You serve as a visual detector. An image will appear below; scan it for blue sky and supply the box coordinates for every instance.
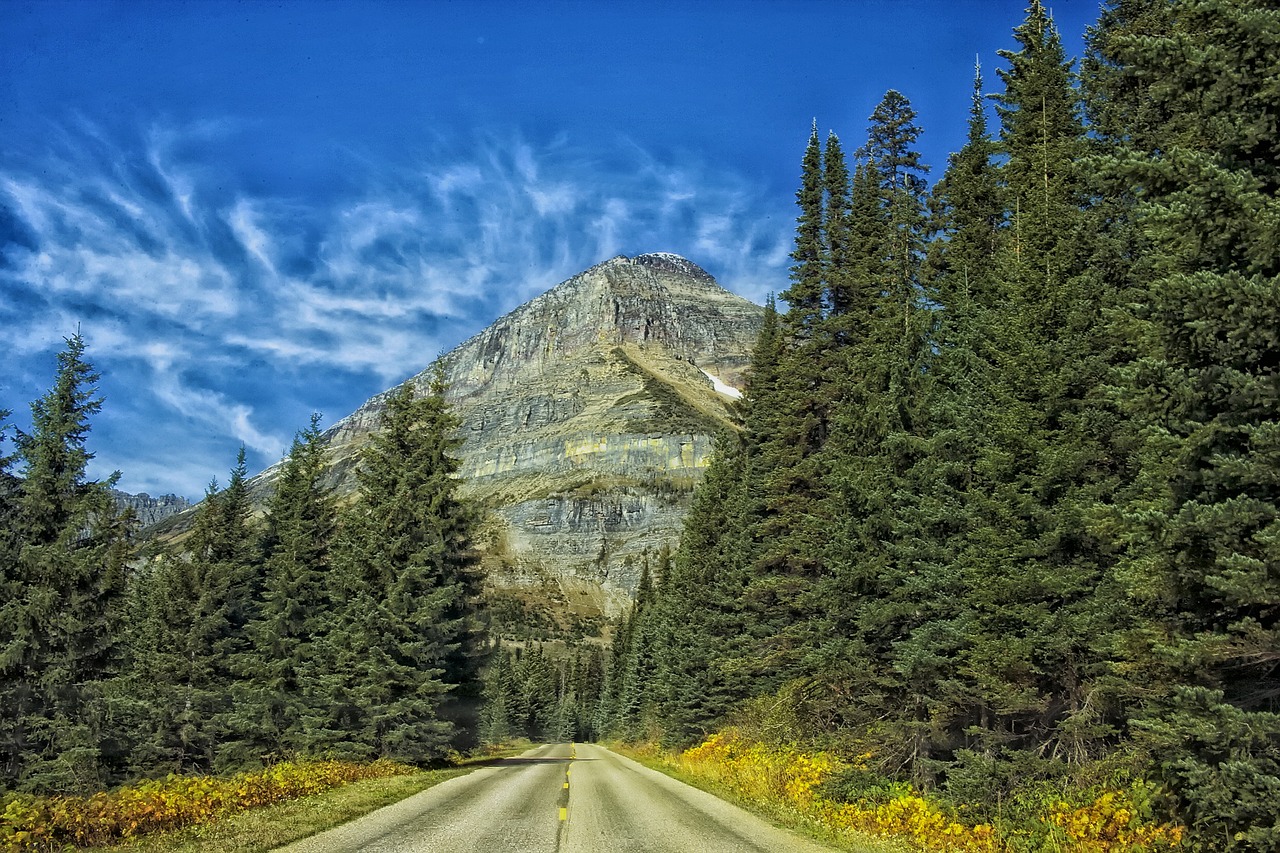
[0,0,1101,500]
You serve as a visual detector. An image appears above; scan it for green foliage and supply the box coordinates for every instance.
[623,0,1280,844]
[124,450,259,777]
[324,376,486,762]
[480,642,603,744]
[1134,687,1280,851]
[782,123,826,336]
[1095,1,1280,844]
[224,414,338,765]
[8,11,1280,850]
[0,334,132,794]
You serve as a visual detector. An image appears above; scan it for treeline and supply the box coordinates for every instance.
[475,550,678,746]
[0,343,486,795]
[480,642,606,744]
[604,1,1280,848]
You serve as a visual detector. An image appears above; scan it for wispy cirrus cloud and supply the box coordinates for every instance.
[0,120,790,498]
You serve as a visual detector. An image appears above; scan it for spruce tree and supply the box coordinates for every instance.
[570,644,606,741]
[930,1,1133,793]
[479,646,518,743]
[872,61,1007,787]
[328,375,485,761]
[652,431,755,744]
[1098,2,1280,845]
[862,89,929,192]
[1,334,131,792]
[225,415,336,766]
[816,90,935,775]
[127,450,258,775]
[824,133,855,322]
[782,123,827,337]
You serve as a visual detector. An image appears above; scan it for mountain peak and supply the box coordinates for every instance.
[493,252,748,370]
[595,252,717,283]
[222,254,763,632]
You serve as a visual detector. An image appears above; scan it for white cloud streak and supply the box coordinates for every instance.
[0,121,792,496]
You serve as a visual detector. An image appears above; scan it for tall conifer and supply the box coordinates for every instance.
[225,415,336,765]
[783,123,827,337]
[327,375,485,761]
[1,334,131,792]
[1098,2,1280,844]
[936,1,1129,790]
[127,450,258,774]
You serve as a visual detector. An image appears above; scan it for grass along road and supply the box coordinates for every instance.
[82,767,470,853]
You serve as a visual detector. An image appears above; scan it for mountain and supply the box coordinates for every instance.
[322,252,763,637]
[152,252,763,639]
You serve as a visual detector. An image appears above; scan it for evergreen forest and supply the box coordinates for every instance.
[1,1,1277,850]
[0,359,487,793]
[592,1,1280,848]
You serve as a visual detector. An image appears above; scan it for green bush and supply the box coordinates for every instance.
[1134,687,1280,851]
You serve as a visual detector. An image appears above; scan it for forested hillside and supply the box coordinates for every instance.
[598,1,1280,848]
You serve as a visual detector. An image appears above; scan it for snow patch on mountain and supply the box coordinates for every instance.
[701,368,742,399]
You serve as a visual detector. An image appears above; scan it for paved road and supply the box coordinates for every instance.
[276,742,840,852]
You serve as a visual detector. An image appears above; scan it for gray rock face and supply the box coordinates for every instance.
[111,490,191,528]
[322,253,763,633]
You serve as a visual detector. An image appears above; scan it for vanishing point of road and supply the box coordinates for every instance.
[277,742,841,852]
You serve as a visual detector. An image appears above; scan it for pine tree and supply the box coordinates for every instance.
[126,449,258,775]
[824,133,855,322]
[570,644,606,741]
[479,646,518,744]
[815,90,936,775]
[609,557,661,740]
[1,334,131,792]
[927,62,1004,301]
[745,131,869,688]
[925,2,1135,793]
[224,415,336,766]
[866,61,1008,788]
[1096,2,1280,846]
[327,375,485,762]
[651,431,756,744]
[782,123,827,337]
[862,89,929,193]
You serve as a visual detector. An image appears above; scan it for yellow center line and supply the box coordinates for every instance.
[560,744,577,823]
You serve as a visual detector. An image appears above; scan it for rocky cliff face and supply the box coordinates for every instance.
[321,253,762,633]
[111,490,191,527]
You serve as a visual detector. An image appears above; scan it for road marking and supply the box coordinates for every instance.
[559,807,568,821]
[563,781,569,789]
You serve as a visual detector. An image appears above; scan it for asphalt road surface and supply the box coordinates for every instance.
[276,742,841,852]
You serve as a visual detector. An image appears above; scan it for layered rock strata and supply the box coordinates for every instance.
[323,253,762,628]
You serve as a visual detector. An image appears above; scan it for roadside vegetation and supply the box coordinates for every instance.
[0,759,419,852]
[625,731,1183,853]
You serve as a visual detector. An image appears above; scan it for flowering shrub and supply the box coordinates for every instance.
[0,759,415,852]
[671,729,1183,853]
[1046,789,1184,852]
